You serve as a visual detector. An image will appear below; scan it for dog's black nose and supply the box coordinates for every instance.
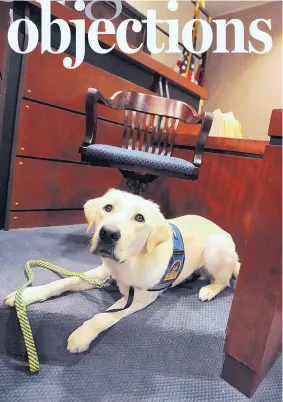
[99,225,121,243]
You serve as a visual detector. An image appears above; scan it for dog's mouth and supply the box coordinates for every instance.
[92,243,119,262]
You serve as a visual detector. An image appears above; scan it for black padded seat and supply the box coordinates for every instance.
[85,144,196,179]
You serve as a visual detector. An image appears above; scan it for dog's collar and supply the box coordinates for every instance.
[147,223,185,292]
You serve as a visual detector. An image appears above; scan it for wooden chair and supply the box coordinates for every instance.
[80,88,213,194]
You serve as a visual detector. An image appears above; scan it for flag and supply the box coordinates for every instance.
[174,48,190,77]
[174,1,207,82]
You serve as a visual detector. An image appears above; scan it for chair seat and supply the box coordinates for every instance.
[84,144,196,179]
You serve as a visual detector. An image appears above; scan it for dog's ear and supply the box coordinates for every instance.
[147,220,172,254]
[84,188,116,232]
[84,198,100,233]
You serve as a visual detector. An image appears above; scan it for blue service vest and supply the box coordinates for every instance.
[148,223,185,291]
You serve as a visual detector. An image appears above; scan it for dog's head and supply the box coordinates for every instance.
[84,189,171,263]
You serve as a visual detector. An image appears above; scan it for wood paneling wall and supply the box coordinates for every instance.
[7,46,267,263]
[8,44,266,264]
[4,1,267,269]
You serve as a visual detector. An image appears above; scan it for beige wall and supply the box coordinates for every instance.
[129,1,204,68]
[205,1,282,140]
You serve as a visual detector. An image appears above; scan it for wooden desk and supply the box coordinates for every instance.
[221,109,282,397]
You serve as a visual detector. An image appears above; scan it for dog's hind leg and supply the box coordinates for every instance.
[233,261,241,279]
[199,233,239,302]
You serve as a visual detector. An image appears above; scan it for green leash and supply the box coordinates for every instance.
[14,260,105,373]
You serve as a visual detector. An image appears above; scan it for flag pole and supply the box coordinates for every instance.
[198,15,212,87]
[185,1,201,78]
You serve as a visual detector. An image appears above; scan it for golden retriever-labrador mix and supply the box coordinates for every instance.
[5,189,240,353]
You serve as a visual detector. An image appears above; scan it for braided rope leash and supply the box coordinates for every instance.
[14,260,105,374]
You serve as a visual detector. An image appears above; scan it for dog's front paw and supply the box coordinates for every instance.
[4,286,46,307]
[67,324,98,354]
[199,286,217,302]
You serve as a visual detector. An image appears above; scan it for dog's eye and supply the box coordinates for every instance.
[104,204,113,212]
[135,214,145,223]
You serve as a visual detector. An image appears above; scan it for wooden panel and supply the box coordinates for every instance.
[16,101,203,162]
[222,144,282,396]
[155,152,263,258]
[221,354,262,398]
[65,0,145,49]
[24,45,154,124]
[268,109,282,137]
[16,101,123,161]
[10,158,123,210]
[23,47,201,133]
[260,291,282,376]
[144,149,196,218]
[17,99,267,158]
[224,145,282,369]
[189,153,260,258]
[29,1,208,100]
[222,293,281,398]
[10,210,85,229]
[177,135,267,155]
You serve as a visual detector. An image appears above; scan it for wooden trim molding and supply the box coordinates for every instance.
[176,134,267,155]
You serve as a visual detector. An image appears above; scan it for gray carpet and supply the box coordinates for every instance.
[0,225,281,402]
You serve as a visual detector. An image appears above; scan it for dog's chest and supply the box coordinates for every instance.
[107,259,165,290]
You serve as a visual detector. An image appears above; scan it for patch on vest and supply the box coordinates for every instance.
[164,260,182,281]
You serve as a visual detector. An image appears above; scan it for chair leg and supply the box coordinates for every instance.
[119,170,158,197]
[126,178,146,196]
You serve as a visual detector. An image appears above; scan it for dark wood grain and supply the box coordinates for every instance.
[259,290,282,377]
[222,293,282,398]
[10,157,123,210]
[268,109,282,137]
[21,98,264,160]
[176,134,267,155]
[222,354,263,398]
[190,153,262,258]
[24,45,154,124]
[17,101,202,163]
[65,0,145,49]
[29,0,208,99]
[222,144,282,396]
[158,151,262,259]
[10,145,263,254]
[144,149,196,217]
[10,210,85,229]
[16,101,123,161]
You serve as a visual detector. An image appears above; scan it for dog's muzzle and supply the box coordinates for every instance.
[95,224,120,260]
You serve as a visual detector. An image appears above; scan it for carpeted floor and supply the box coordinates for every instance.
[0,225,281,402]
